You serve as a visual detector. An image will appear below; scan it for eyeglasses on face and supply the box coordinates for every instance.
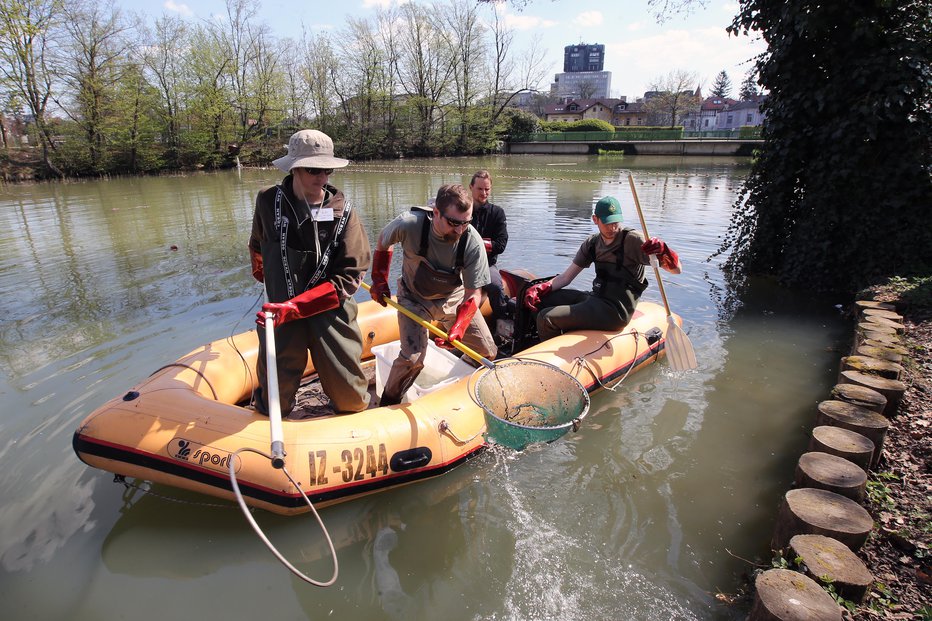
[301,167,334,175]
[442,213,472,228]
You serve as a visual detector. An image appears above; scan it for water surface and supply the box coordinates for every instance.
[0,155,850,620]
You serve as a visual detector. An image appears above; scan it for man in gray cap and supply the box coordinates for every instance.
[248,129,372,415]
[522,195,681,341]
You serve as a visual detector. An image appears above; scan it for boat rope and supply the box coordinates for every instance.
[570,330,642,393]
[146,364,219,401]
[228,447,339,587]
[113,475,236,509]
[438,419,486,445]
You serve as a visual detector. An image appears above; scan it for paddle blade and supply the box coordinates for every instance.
[665,316,698,371]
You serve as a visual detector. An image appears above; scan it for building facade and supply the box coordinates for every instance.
[563,43,605,72]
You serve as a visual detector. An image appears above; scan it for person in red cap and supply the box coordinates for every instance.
[369,183,497,407]
[523,195,681,341]
[247,129,372,415]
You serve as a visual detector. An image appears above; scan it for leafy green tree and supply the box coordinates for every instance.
[724,0,932,294]
[710,70,731,98]
[0,0,63,175]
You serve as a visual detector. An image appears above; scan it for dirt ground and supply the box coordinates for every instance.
[848,293,931,619]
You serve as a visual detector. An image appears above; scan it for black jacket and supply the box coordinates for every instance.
[471,201,508,266]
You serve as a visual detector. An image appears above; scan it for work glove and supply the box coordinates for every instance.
[641,237,679,271]
[257,281,340,328]
[249,247,264,282]
[523,281,553,312]
[482,238,493,253]
[435,297,478,350]
[369,248,392,307]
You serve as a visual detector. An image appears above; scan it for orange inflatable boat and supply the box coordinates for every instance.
[73,295,675,515]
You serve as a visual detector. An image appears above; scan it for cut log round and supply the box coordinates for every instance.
[839,355,904,381]
[861,307,903,322]
[829,383,887,415]
[860,339,907,356]
[838,370,906,418]
[808,426,874,470]
[816,399,890,466]
[857,321,898,336]
[794,452,868,500]
[862,315,905,334]
[771,488,873,552]
[855,330,900,349]
[789,534,873,603]
[853,300,896,312]
[855,344,904,364]
[748,568,843,621]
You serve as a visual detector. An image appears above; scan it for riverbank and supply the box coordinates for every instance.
[851,279,931,618]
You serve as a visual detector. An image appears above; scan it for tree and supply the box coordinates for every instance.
[140,14,189,167]
[643,69,700,127]
[723,0,932,294]
[56,0,131,174]
[710,70,731,98]
[0,0,63,175]
[738,69,758,100]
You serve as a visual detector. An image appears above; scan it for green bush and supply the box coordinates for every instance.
[613,125,683,132]
[566,119,615,132]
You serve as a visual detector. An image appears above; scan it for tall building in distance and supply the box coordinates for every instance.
[564,43,604,72]
[551,42,611,99]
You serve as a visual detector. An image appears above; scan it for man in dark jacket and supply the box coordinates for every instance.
[469,170,509,329]
[248,129,372,415]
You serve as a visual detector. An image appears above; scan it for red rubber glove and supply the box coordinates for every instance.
[523,281,552,312]
[249,247,264,282]
[641,237,679,271]
[482,238,493,253]
[257,281,340,328]
[435,297,478,349]
[370,248,392,306]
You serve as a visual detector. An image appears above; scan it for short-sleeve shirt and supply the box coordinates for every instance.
[379,209,490,292]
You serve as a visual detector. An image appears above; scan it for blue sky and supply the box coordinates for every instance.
[142,0,765,99]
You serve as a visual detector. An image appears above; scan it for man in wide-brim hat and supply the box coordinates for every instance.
[247,129,372,415]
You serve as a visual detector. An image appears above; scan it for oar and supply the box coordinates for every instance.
[627,173,699,371]
[361,281,495,370]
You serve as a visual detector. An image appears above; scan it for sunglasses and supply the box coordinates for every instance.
[442,213,472,228]
[301,167,334,175]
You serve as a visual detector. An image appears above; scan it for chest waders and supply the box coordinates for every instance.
[406,208,467,300]
[261,187,353,303]
[589,229,648,324]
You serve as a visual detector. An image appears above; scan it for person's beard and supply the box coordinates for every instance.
[442,230,462,242]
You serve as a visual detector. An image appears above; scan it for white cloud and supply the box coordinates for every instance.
[163,0,192,17]
[607,27,765,97]
[503,13,558,31]
[573,11,603,28]
[627,21,647,32]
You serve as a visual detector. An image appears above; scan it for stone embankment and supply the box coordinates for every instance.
[748,299,909,620]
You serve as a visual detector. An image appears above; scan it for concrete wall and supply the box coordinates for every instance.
[506,139,761,156]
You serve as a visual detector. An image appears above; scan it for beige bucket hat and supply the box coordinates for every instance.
[272,129,349,172]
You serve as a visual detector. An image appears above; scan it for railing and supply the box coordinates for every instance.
[518,127,762,142]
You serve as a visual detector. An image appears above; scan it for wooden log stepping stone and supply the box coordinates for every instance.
[816,399,890,466]
[840,355,904,381]
[853,300,896,312]
[789,534,873,603]
[855,329,900,349]
[771,488,873,552]
[748,568,843,621]
[859,339,907,356]
[855,344,904,364]
[861,307,903,322]
[808,426,874,470]
[794,452,868,500]
[862,315,905,334]
[857,320,898,337]
[829,383,887,414]
[838,370,906,418]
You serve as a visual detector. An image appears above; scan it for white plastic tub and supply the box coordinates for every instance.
[372,340,475,403]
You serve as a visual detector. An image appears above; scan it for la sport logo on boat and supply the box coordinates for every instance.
[169,437,241,473]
